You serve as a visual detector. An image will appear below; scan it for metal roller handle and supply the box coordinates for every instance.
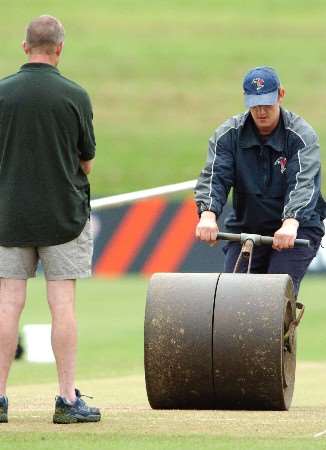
[216,232,310,248]
[284,302,305,353]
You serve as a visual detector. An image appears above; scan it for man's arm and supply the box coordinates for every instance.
[78,92,96,163]
[195,124,235,245]
[273,126,321,250]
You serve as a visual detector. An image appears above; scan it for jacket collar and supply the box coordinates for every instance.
[239,108,285,152]
[19,63,60,74]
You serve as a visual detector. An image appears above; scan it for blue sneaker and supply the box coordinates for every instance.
[53,389,101,424]
[0,395,8,423]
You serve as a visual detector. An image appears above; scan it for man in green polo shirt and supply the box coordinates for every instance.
[0,15,101,424]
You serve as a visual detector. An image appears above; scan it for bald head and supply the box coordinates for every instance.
[25,15,64,55]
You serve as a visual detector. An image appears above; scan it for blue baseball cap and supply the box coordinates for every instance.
[243,66,281,108]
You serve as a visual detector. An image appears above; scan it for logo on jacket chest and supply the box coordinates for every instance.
[274,156,287,174]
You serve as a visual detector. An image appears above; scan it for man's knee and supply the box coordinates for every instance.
[47,280,75,313]
[0,279,27,311]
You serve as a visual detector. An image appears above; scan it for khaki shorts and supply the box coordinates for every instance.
[0,220,93,281]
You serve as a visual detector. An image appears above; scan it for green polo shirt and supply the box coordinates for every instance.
[0,63,96,246]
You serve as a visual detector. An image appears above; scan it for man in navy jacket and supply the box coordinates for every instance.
[195,66,326,295]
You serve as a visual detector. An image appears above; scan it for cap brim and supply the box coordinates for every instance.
[244,90,278,108]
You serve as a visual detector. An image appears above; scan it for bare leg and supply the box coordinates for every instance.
[0,279,27,395]
[47,280,77,403]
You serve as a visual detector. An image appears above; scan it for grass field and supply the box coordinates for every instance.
[1,1,326,195]
[1,2,326,448]
[1,275,325,449]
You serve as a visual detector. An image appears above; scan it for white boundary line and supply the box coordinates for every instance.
[90,179,197,211]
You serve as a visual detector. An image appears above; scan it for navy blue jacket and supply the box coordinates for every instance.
[195,108,326,236]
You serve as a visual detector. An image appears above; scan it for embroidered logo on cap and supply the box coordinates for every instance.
[252,78,265,91]
[274,156,287,174]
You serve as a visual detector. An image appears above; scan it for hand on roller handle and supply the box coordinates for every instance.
[273,218,299,251]
[215,230,310,248]
[195,211,219,246]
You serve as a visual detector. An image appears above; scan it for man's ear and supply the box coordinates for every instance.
[22,41,29,55]
[278,87,285,102]
[56,42,64,56]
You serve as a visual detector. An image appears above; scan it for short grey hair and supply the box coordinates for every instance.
[26,15,64,52]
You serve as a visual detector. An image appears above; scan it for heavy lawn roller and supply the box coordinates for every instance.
[144,232,308,410]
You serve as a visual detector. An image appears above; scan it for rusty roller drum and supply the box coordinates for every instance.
[144,273,219,409]
[144,272,297,410]
[213,273,296,410]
